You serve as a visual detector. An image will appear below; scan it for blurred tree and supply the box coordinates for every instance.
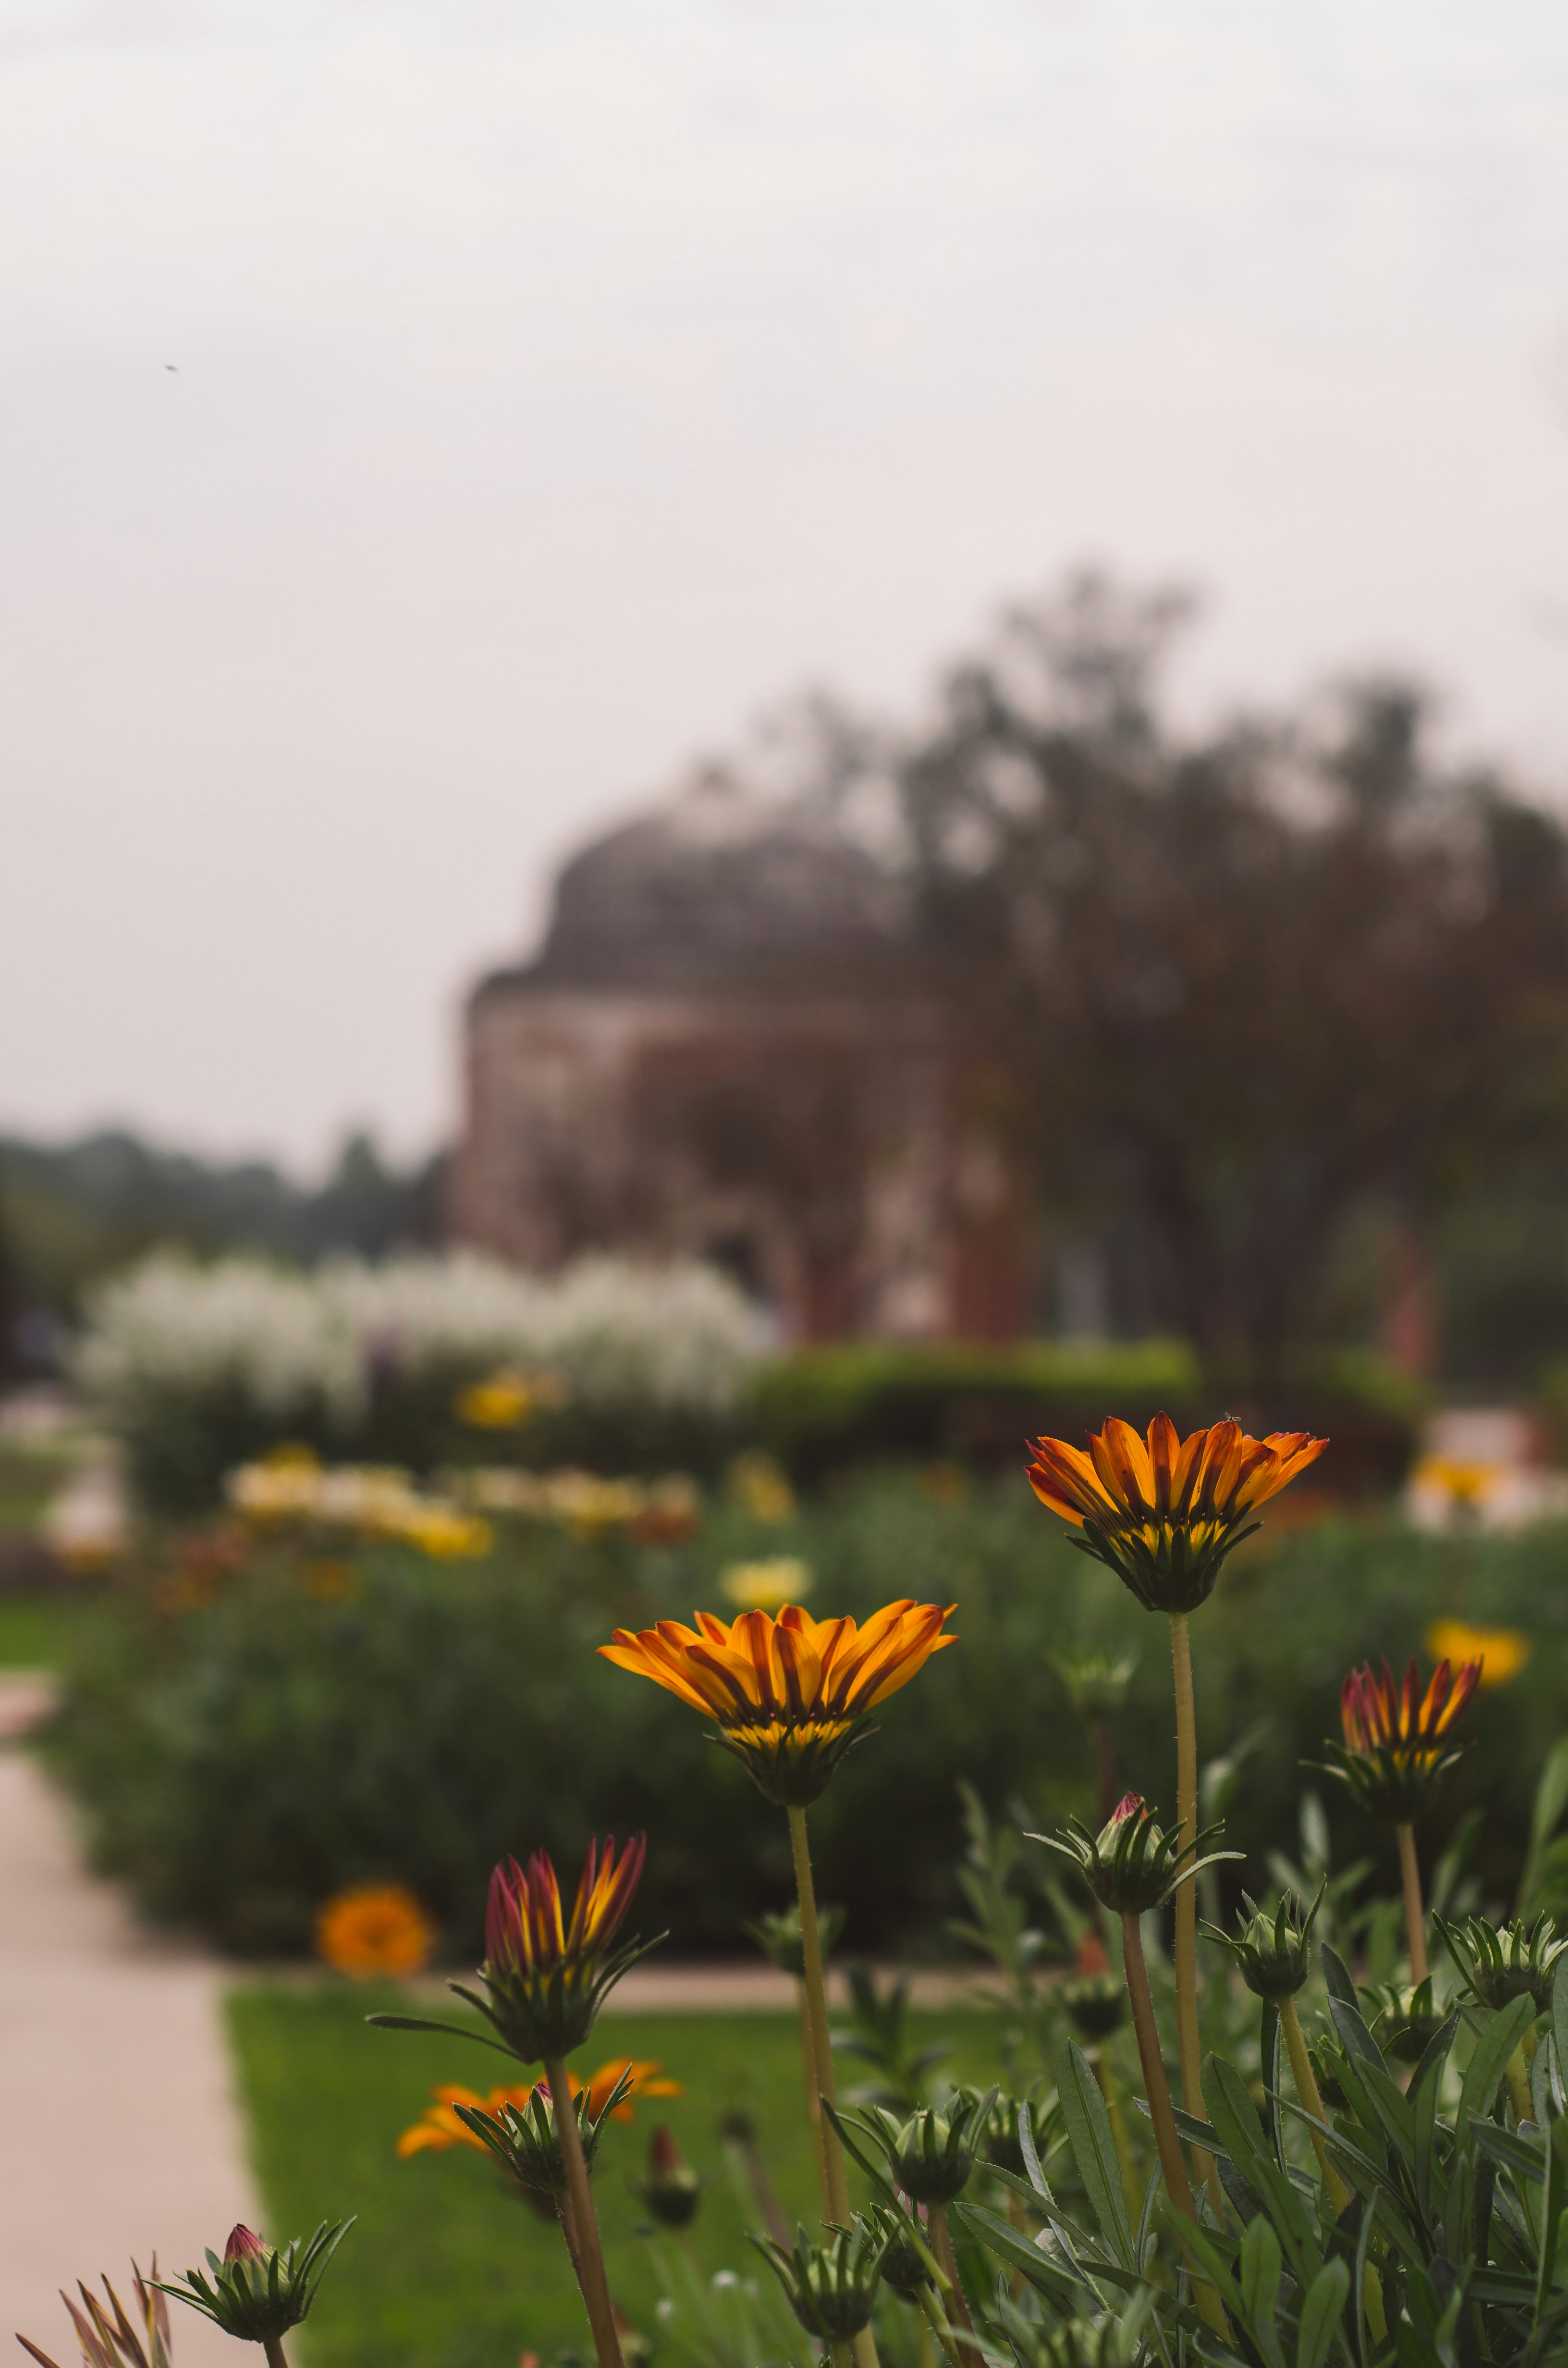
[896,574,1568,1375]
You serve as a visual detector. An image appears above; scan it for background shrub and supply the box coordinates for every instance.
[43,1471,1568,1957]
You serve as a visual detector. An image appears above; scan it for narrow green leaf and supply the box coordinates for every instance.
[1554,1956,1568,2088]
[1295,2257,1349,2368]
[947,2203,1079,2312]
[1055,2040,1135,2272]
[364,2014,518,2057]
[1458,1994,1537,2141]
[1535,2117,1567,2334]
[1261,2003,1287,2175]
[1239,2216,1285,2368]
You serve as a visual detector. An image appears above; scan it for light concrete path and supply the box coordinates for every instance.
[0,1679,257,2368]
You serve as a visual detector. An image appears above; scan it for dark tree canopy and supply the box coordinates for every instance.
[895,576,1568,1370]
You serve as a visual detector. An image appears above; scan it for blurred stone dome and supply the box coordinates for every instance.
[531,775,910,987]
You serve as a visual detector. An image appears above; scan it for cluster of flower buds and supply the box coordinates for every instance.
[151,2223,353,2348]
[1436,1913,1568,2013]
[830,2086,997,2206]
[752,2218,894,2343]
[1202,1882,1324,2001]
[633,2126,703,2228]
[449,2066,634,2203]
[1032,1795,1239,1918]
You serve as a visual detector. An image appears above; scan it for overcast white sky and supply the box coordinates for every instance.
[4,1,1568,1171]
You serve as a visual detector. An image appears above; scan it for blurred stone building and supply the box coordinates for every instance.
[447,781,1031,1340]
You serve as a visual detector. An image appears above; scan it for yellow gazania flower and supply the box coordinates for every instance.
[396,2058,681,2158]
[397,1505,493,1560]
[315,1883,436,1978]
[1424,1618,1531,1688]
[1027,1413,1327,1612]
[599,1599,957,1806]
[721,1557,813,1614]
[728,1452,796,1523]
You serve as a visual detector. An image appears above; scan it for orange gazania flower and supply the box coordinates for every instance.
[599,1600,957,1807]
[396,2058,681,2158]
[315,1883,435,1978]
[1026,1414,1327,1612]
[1325,1654,1483,1826]
[461,1837,656,2062]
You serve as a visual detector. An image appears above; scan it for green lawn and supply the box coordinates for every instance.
[226,1983,1008,2368]
[0,1592,90,1665]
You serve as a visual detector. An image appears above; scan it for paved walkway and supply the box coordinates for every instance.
[0,1678,256,2368]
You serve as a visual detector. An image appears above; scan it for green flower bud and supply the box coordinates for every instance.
[1202,1882,1324,2001]
[742,1903,845,1979]
[1031,1796,1239,1918]
[153,2223,353,2346]
[1362,1976,1441,2064]
[831,2087,997,2206]
[634,2126,703,2228]
[451,2069,631,2201]
[752,2220,892,2343]
[1435,1914,1566,2014]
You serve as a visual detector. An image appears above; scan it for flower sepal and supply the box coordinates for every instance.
[1031,1794,1241,1918]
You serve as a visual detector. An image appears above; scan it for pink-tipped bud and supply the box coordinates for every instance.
[1075,1931,1110,1976]
[223,2225,268,2264]
[1108,1792,1142,1827]
[649,2124,686,2176]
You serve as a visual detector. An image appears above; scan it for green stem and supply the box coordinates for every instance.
[544,2056,625,2368]
[263,2343,290,2368]
[1396,1824,1429,1983]
[1169,1611,1218,2209]
[918,2280,966,2368]
[1507,2044,1533,2127]
[787,1805,880,2368]
[1094,2047,1143,2227]
[929,2206,980,2366]
[797,1976,833,2216]
[1122,1912,1227,2339]
[1280,1997,1353,2213]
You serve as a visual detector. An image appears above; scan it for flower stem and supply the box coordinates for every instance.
[1168,1611,1217,2208]
[787,1805,880,2368]
[797,1976,833,2216]
[1507,2044,1533,2126]
[918,2279,966,2368]
[930,2206,979,2352]
[1121,1911,1227,2339]
[1396,1824,1429,1982]
[263,2343,290,2368]
[1280,1997,1352,2213]
[544,2056,625,2368]
[1094,2047,1143,2226]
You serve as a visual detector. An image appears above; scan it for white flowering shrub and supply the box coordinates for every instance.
[75,1250,768,1509]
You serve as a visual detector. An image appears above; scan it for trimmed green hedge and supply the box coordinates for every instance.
[749,1340,1425,1494]
[43,1470,1564,1959]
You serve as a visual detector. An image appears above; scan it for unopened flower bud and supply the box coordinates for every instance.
[1032,1795,1238,1918]
[222,2228,268,2266]
[1202,1882,1323,2002]
[635,2126,702,2228]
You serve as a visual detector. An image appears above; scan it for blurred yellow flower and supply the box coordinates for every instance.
[455,1369,566,1430]
[400,1507,493,1560]
[720,1557,814,1613]
[316,1883,435,1977]
[1412,1455,1500,1509]
[728,1452,796,1524]
[1424,1618,1531,1687]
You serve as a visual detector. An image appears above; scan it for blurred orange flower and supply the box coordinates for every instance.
[396,2059,681,2158]
[316,1883,435,1978]
[1424,1618,1531,1688]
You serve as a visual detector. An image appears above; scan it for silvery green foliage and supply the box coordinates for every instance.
[75,1249,768,1427]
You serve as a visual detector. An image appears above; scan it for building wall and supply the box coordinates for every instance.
[448,976,1033,1341]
